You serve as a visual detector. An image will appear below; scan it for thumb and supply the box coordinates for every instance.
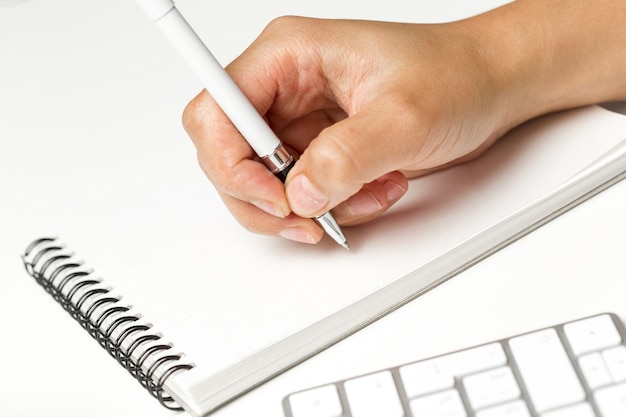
[285,107,413,219]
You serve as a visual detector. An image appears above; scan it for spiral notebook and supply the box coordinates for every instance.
[18,104,626,416]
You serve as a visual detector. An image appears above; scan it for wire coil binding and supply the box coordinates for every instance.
[22,237,194,411]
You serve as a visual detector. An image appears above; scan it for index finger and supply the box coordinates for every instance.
[182,89,291,216]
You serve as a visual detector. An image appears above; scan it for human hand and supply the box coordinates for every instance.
[182,17,514,243]
[182,0,626,244]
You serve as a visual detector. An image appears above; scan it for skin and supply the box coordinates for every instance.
[182,0,626,244]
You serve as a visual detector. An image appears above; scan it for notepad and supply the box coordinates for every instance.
[20,104,626,416]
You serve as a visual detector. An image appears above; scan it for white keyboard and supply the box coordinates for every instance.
[283,313,626,417]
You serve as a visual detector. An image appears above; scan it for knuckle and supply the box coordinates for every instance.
[182,91,230,141]
[181,92,207,135]
[313,131,362,187]
[264,15,308,36]
[259,16,320,46]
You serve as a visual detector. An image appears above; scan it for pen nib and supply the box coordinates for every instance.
[315,212,350,251]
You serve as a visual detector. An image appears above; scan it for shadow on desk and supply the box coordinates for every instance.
[601,100,626,115]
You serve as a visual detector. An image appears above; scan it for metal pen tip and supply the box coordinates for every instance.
[315,212,350,251]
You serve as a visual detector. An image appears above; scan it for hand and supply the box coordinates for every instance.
[182,0,626,244]
[183,17,511,243]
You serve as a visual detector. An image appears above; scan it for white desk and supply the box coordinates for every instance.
[1,1,625,416]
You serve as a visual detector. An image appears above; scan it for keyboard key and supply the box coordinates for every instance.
[541,402,596,417]
[564,314,622,356]
[287,385,343,417]
[579,352,613,389]
[399,358,455,398]
[509,328,585,412]
[603,345,626,382]
[594,383,626,417]
[463,366,521,410]
[474,400,531,417]
[400,343,506,398]
[343,371,403,417]
[409,389,467,417]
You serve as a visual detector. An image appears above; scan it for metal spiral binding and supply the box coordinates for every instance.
[22,237,194,411]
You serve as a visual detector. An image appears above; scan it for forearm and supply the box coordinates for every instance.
[465,0,626,130]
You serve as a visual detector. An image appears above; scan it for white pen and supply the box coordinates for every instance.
[135,0,350,250]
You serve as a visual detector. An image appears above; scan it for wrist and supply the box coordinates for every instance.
[462,0,626,135]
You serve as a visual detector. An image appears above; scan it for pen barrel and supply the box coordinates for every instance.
[135,0,174,21]
[154,6,282,158]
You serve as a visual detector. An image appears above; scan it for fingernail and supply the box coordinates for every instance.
[384,180,407,202]
[347,189,383,216]
[252,200,287,218]
[288,175,328,215]
[280,227,318,244]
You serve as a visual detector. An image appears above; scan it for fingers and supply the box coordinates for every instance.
[184,85,410,240]
[184,90,290,217]
[285,101,417,221]
[331,171,409,226]
[184,89,327,243]
[181,18,362,244]
[221,192,324,244]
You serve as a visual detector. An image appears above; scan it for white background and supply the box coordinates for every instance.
[1,1,625,416]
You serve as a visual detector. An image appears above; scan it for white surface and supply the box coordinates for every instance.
[2,0,626,416]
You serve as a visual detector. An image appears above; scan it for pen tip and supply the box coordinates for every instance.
[341,241,351,251]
